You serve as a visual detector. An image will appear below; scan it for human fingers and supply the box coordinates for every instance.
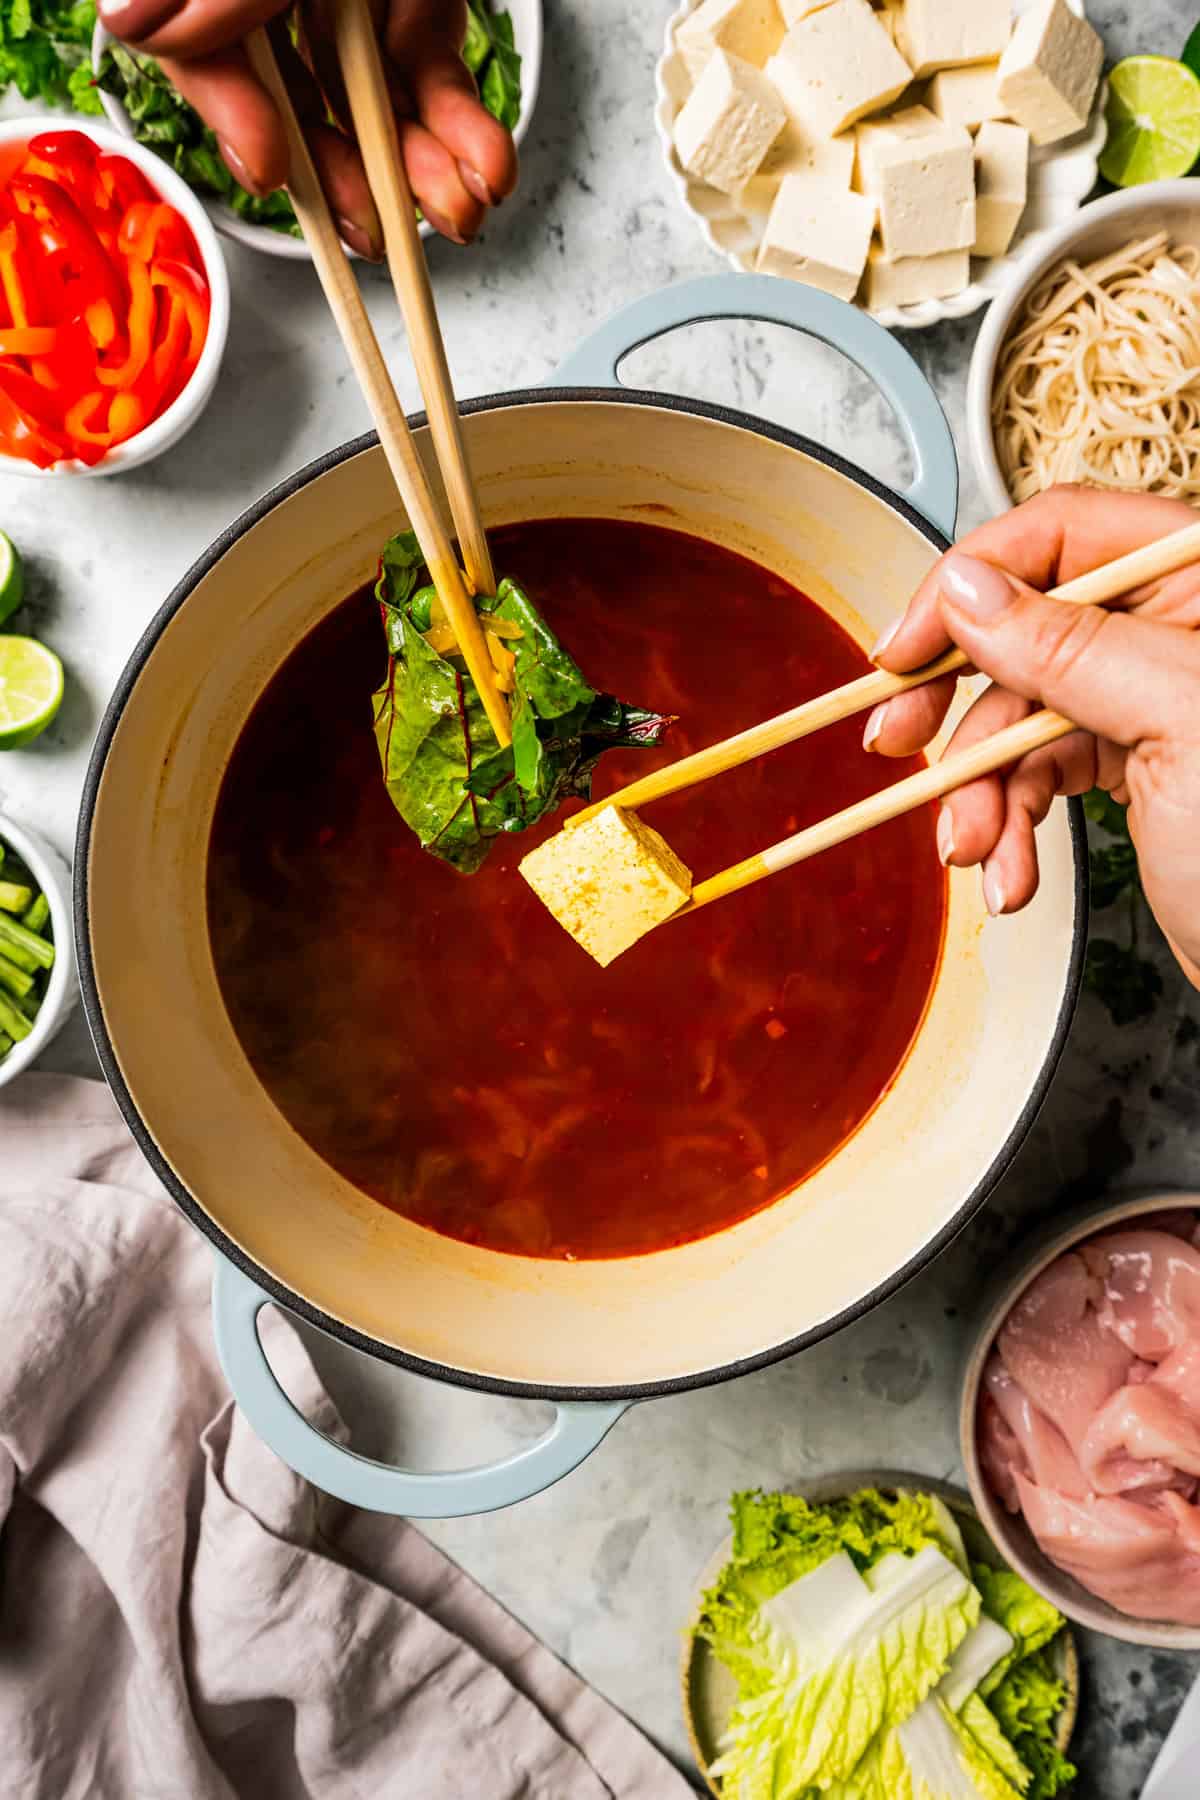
[158,48,287,195]
[100,0,283,61]
[872,486,1200,678]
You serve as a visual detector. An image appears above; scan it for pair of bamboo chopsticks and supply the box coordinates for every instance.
[244,7,511,745]
[570,518,1200,916]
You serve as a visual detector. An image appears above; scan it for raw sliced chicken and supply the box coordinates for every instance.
[983,1356,1089,1497]
[1015,1475,1200,1624]
[1143,1209,1200,1242]
[998,1253,1133,1453]
[1080,1382,1200,1493]
[978,1394,1025,1514]
[1080,1229,1200,1360]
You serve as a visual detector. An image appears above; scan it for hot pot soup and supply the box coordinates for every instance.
[207,517,946,1261]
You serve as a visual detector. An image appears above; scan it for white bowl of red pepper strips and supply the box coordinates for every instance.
[0,813,75,1089]
[0,117,229,476]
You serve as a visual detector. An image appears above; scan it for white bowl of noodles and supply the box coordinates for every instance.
[968,180,1200,513]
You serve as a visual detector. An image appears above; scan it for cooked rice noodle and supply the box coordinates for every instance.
[992,232,1200,503]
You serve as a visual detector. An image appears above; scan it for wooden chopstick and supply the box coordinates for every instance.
[681,706,1073,914]
[244,26,511,746]
[333,0,497,598]
[571,515,1200,830]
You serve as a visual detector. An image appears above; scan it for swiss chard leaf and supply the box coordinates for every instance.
[480,9,521,129]
[372,532,674,872]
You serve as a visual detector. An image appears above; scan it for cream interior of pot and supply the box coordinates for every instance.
[85,400,1080,1388]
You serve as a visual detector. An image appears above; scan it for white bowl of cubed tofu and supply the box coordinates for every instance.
[656,0,1108,329]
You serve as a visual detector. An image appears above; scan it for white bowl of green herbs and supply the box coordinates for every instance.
[0,815,75,1088]
[89,0,540,259]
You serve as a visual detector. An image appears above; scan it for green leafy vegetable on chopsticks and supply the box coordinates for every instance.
[1082,788,1163,1026]
[0,0,521,239]
[694,1486,1076,1799]
[373,530,674,873]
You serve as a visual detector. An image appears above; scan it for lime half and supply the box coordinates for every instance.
[0,531,23,627]
[0,637,63,749]
[1100,55,1200,186]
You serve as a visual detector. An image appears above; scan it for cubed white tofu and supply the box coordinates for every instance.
[973,118,1029,255]
[676,0,786,82]
[855,105,975,257]
[674,50,786,194]
[779,0,837,20]
[876,3,904,45]
[926,61,1003,129]
[742,128,855,214]
[996,0,1103,145]
[765,0,913,139]
[519,806,692,967]
[755,172,876,298]
[863,242,970,306]
[896,0,1010,77]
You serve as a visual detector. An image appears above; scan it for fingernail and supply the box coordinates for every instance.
[421,206,469,246]
[458,161,499,207]
[939,551,1015,621]
[863,703,887,751]
[983,868,1007,916]
[218,137,265,198]
[337,215,381,261]
[936,806,955,866]
[871,615,902,661]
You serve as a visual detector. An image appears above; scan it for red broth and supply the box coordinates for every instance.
[208,518,947,1260]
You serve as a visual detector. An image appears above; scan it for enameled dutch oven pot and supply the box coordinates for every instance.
[76,276,1087,1517]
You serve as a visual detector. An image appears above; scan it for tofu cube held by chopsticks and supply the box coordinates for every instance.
[519,806,693,967]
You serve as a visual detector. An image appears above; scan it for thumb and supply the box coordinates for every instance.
[937,550,1200,749]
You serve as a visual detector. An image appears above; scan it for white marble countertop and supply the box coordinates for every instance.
[5,1,1199,1791]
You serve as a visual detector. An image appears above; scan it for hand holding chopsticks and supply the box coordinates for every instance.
[244,12,511,744]
[577,516,1200,924]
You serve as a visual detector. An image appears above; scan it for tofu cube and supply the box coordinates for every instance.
[674,50,786,194]
[926,61,1003,129]
[675,0,786,83]
[519,806,692,968]
[779,0,837,19]
[855,105,975,257]
[896,0,1010,77]
[973,118,1029,255]
[876,3,904,45]
[863,242,970,307]
[755,172,876,298]
[742,129,855,216]
[996,0,1103,146]
[765,0,913,139]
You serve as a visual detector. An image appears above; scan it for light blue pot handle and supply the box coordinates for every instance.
[550,274,958,541]
[212,1254,629,1517]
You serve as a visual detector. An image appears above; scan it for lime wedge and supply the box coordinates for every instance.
[1100,55,1200,187]
[0,531,23,627]
[0,637,64,749]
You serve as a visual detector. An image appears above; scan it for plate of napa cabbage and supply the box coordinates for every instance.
[684,1472,1078,1799]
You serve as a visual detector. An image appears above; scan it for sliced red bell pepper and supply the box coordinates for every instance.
[0,382,72,468]
[10,174,127,340]
[0,361,70,427]
[0,220,41,329]
[29,314,96,406]
[96,155,157,214]
[119,201,191,266]
[97,256,153,389]
[149,257,209,366]
[0,326,56,356]
[24,133,121,254]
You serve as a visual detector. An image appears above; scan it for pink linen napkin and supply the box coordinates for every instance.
[0,1073,694,1800]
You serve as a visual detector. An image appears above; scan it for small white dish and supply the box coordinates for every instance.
[654,0,1107,331]
[967,178,1200,514]
[0,116,230,479]
[0,814,77,1090]
[960,1190,1200,1650]
[93,0,544,261]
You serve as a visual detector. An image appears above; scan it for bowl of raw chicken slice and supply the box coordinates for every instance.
[963,1193,1200,1647]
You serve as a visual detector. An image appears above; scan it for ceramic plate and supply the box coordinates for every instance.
[655,0,1108,331]
[681,1469,1079,1796]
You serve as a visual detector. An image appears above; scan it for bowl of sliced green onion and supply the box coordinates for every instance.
[0,815,75,1088]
